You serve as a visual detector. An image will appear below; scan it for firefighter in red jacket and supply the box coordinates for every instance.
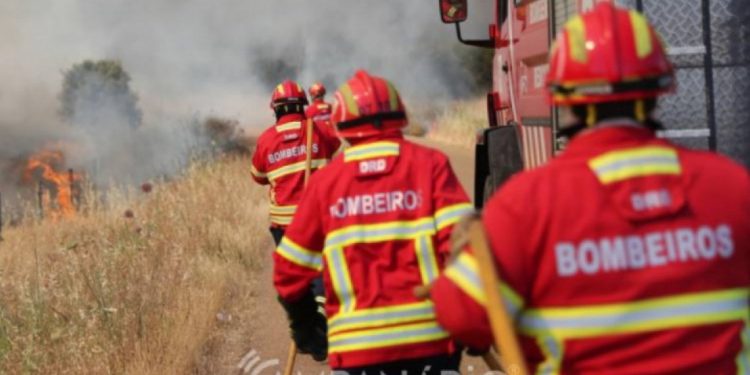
[274,70,473,373]
[305,82,333,123]
[251,80,340,245]
[430,3,750,374]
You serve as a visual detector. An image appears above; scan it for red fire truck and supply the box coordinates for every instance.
[438,0,750,207]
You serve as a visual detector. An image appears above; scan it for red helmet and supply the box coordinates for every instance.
[331,70,407,139]
[270,80,308,109]
[546,2,675,105]
[309,82,326,99]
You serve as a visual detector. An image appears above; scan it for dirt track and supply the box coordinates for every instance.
[238,138,487,374]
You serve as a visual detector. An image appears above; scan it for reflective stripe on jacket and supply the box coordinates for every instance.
[274,136,472,368]
[250,114,340,228]
[431,126,750,375]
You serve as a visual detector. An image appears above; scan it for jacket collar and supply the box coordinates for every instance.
[562,124,661,159]
[275,113,305,126]
[346,132,404,146]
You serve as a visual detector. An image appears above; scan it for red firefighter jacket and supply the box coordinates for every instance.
[431,124,750,374]
[251,113,341,227]
[273,135,473,368]
[305,99,332,122]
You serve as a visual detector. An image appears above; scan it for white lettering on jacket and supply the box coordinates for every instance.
[359,159,387,174]
[631,189,672,211]
[555,224,734,277]
[268,144,319,164]
[329,190,421,219]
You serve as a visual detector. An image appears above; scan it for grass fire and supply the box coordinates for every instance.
[21,146,81,219]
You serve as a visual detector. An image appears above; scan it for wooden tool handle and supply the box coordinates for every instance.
[469,220,529,375]
[283,341,297,375]
[304,119,314,187]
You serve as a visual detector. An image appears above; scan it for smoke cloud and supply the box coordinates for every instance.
[0,1,474,200]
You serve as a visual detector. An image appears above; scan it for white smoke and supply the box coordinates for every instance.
[0,0,475,194]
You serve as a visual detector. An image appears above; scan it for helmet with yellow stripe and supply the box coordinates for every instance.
[270,80,308,109]
[546,3,675,106]
[331,70,407,139]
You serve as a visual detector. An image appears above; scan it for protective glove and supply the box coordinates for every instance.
[278,292,328,362]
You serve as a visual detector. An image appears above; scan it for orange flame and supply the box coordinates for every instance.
[22,148,81,219]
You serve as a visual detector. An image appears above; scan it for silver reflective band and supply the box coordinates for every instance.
[657,129,711,139]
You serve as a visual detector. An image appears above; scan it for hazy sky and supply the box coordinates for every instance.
[0,1,474,191]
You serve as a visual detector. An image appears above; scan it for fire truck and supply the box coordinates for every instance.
[437,0,750,207]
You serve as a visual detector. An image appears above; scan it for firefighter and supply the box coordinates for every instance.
[250,80,340,246]
[273,70,473,373]
[429,3,750,374]
[305,82,333,123]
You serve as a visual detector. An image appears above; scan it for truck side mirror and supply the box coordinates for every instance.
[439,0,467,23]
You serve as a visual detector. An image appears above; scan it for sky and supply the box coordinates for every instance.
[0,0,476,193]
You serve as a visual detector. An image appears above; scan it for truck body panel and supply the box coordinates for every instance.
[449,0,750,206]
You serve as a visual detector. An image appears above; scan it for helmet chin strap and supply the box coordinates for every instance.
[586,104,597,127]
[635,99,646,122]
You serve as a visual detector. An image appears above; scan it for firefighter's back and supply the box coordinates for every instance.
[498,125,750,373]
[308,136,469,368]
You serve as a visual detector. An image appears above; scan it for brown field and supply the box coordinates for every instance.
[0,157,271,374]
[425,97,487,148]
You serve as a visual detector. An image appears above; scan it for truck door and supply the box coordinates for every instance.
[635,0,750,167]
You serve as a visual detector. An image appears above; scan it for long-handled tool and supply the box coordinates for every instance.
[413,218,529,375]
[468,219,529,375]
[283,118,316,375]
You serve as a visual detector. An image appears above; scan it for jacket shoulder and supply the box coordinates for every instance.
[256,125,279,145]
[679,148,750,189]
[400,140,451,165]
[310,153,347,183]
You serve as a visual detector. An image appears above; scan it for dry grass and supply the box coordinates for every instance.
[0,157,271,374]
[423,97,487,148]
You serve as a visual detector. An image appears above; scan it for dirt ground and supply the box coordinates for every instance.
[235,138,490,375]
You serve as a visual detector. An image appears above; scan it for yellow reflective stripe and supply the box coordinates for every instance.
[276,237,322,270]
[275,121,302,132]
[343,141,400,162]
[444,252,525,316]
[736,319,750,374]
[500,282,525,315]
[629,10,653,58]
[535,336,564,375]
[250,165,266,178]
[328,320,448,353]
[565,16,588,63]
[588,146,681,184]
[327,247,357,313]
[269,204,297,215]
[276,84,285,96]
[415,235,440,284]
[520,288,750,339]
[338,83,360,117]
[328,300,436,336]
[267,159,328,181]
[324,217,436,250]
[447,6,457,17]
[434,202,473,231]
[444,252,484,305]
[738,322,750,374]
[317,104,329,110]
[270,214,293,226]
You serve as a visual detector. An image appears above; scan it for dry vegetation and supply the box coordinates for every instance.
[423,97,487,148]
[0,157,272,374]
